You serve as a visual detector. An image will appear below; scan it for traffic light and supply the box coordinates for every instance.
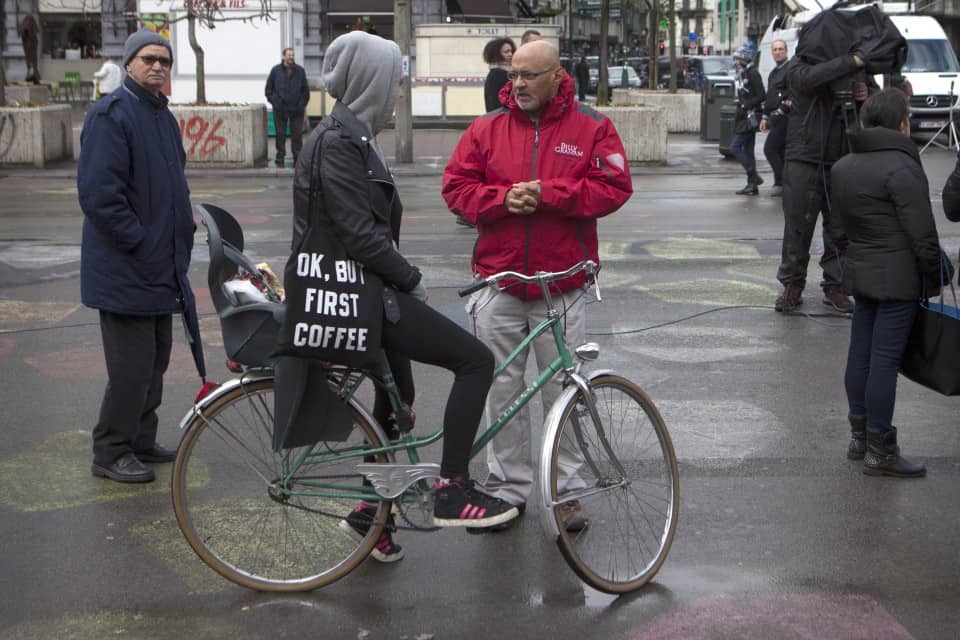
[658,41,665,55]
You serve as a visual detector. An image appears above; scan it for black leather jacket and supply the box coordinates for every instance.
[734,64,765,134]
[293,102,422,304]
[763,59,792,120]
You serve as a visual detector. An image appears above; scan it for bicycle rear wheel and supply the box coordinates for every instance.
[545,374,679,593]
[171,374,392,591]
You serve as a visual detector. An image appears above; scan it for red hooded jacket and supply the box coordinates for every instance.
[442,73,633,299]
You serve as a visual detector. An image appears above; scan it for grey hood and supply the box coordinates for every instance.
[321,31,401,136]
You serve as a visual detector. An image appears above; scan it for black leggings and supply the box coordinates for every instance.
[373,291,494,477]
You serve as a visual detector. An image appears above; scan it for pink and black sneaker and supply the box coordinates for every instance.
[338,502,404,563]
[433,476,520,528]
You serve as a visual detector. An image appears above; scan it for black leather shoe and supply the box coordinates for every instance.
[134,443,177,463]
[92,452,155,483]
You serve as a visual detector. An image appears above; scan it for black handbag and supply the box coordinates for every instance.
[899,254,960,396]
[274,130,385,370]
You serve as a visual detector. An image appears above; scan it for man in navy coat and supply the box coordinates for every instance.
[78,28,199,483]
[265,47,310,167]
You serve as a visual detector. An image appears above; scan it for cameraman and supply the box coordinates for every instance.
[759,40,792,196]
[774,50,868,314]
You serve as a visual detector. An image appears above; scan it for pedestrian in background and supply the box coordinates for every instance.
[520,29,541,45]
[78,28,199,483]
[442,40,632,532]
[730,45,766,195]
[575,55,590,102]
[92,56,122,98]
[759,40,791,196]
[265,47,310,168]
[774,47,866,314]
[483,37,516,113]
[832,88,949,478]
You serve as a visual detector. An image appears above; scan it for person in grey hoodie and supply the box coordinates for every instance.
[290,31,518,562]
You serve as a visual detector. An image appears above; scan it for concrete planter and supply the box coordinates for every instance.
[611,89,700,134]
[594,105,667,164]
[0,104,72,168]
[5,85,52,105]
[169,104,267,168]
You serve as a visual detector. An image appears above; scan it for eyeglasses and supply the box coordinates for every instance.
[508,68,556,82]
[137,55,172,68]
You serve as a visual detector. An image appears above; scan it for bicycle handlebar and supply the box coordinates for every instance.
[457,260,598,298]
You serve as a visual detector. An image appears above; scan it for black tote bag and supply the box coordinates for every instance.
[274,130,385,370]
[899,276,960,396]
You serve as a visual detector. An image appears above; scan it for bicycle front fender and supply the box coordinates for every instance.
[538,369,615,537]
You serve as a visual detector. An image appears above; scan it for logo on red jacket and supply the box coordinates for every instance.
[555,142,584,157]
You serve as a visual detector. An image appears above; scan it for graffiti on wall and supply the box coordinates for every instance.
[179,115,227,159]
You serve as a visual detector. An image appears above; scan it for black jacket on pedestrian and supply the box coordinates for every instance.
[785,54,862,165]
[734,64,765,134]
[831,126,945,300]
[942,153,960,222]
[265,62,310,115]
[575,61,590,92]
[293,102,422,303]
[484,67,510,113]
[763,59,791,120]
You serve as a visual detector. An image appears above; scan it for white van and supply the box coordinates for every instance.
[757,3,960,132]
[887,14,960,132]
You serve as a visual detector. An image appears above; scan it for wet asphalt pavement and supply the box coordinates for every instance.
[0,134,958,640]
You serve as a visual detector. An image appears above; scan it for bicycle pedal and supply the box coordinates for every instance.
[357,463,441,500]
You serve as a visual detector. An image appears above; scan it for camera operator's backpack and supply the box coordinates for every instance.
[796,3,907,74]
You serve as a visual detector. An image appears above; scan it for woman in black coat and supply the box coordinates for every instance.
[482,37,516,113]
[831,88,948,478]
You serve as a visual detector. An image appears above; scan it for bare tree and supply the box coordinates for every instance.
[598,0,610,105]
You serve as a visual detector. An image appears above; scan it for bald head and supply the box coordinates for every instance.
[512,39,560,69]
[510,40,564,117]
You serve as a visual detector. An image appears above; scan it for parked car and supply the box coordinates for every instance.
[608,66,643,89]
[683,56,737,91]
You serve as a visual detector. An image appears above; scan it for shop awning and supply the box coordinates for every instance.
[39,0,102,13]
[447,0,513,19]
[327,0,393,15]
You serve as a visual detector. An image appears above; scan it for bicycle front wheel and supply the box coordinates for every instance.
[171,375,392,591]
[546,374,679,593]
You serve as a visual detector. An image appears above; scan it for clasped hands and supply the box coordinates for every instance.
[505,180,541,215]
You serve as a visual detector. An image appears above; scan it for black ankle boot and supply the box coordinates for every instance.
[736,179,759,195]
[863,427,926,477]
[749,171,764,186]
[847,414,866,460]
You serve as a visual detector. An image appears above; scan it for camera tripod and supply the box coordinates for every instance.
[920,79,958,154]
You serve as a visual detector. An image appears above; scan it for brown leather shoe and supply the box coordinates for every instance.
[822,286,853,313]
[559,500,589,532]
[774,284,803,312]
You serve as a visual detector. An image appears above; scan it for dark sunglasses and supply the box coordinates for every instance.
[137,55,172,68]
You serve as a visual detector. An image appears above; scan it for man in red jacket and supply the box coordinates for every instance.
[442,39,633,532]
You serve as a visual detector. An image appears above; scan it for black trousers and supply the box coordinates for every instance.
[375,292,495,477]
[274,110,305,162]
[92,311,172,465]
[763,118,787,186]
[776,160,844,290]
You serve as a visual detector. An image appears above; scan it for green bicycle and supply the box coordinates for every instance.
[171,205,679,594]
